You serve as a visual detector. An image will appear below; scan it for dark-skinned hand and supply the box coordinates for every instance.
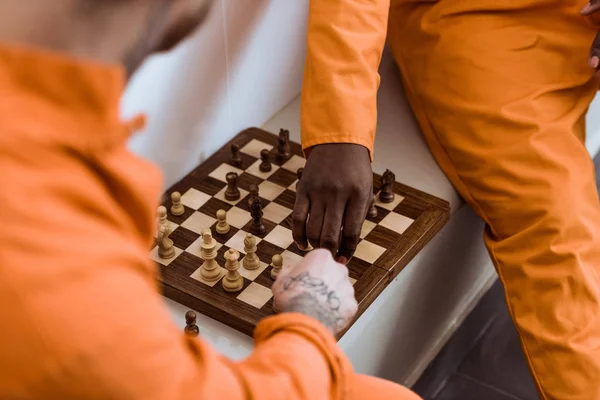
[292,143,373,265]
[581,1,600,73]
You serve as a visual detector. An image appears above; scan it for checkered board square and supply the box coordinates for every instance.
[150,127,450,339]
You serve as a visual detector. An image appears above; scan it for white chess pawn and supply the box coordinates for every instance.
[270,254,283,280]
[199,229,223,282]
[157,206,175,259]
[171,192,184,216]
[222,249,243,292]
[216,209,230,234]
[242,233,260,270]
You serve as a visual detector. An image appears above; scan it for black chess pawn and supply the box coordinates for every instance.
[225,172,240,201]
[379,169,395,203]
[259,149,272,172]
[276,128,291,163]
[184,311,199,337]
[247,184,259,208]
[367,195,378,218]
[296,167,303,189]
[230,143,242,167]
[250,197,265,235]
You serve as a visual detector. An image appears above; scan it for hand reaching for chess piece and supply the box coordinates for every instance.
[292,143,372,264]
[271,249,358,336]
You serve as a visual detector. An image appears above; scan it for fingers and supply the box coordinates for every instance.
[335,194,367,264]
[320,200,346,256]
[581,0,600,16]
[292,191,310,250]
[590,32,600,73]
[306,201,326,250]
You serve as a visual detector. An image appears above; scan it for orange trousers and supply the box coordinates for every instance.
[388,0,600,398]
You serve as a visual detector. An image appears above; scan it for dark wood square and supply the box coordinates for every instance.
[165,205,196,225]
[153,127,450,339]
[285,239,309,257]
[267,168,297,188]
[254,265,276,289]
[198,197,233,217]
[236,194,270,213]
[364,225,402,250]
[241,218,277,239]
[171,226,201,250]
[365,205,390,224]
[210,223,239,245]
[256,240,285,265]
[225,152,257,171]
[191,176,226,197]
[280,214,293,231]
[237,172,263,192]
[273,189,296,210]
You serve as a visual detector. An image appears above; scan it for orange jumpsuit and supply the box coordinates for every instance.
[0,44,421,400]
[301,0,600,399]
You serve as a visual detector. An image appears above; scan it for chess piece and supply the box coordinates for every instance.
[170,192,185,216]
[296,167,303,189]
[230,143,243,167]
[270,254,283,280]
[225,172,240,201]
[275,128,291,163]
[367,195,378,218]
[247,184,259,208]
[199,229,223,282]
[157,206,175,259]
[222,249,243,292]
[184,311,200,337]
[259,149,272,172]
[379,169,395,203]
[216,209,230,234]
[250,197,265,235]
[243,233,260,270]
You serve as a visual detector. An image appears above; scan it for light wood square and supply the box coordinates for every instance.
[258,180,286,201]
[360,220,377,239]
[281,155,306,172]
[185,236,223,258]
[288,181,297,192]
[180,188,211,210]
[374,191,404,211]
[281,250,304,268]
[246,160,279,179]
[190,266,226,287]
[214,187,249,205]
[238,259,269,281]
[237,282,273,308]
[353,240,386,264]
[262,202,291,224]
[225,230,262,254]
[350,277,357,285]
[208,163,244,183]
[380,212,414,234]
[240,139,273,158]
[225,206,252,229]
[149,246,183,266]
[264,225,294,249]
[180,211,217,234]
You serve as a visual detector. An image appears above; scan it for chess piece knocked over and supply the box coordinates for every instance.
[275,128,291,163]
[170,192,185,216]
[243,233,260,270]
[222,248,243,292]
[157,206,175,259]
[225,172,240,201]
[230,143,242,167]
[216,209,230,234]
[270,254,283,280]
[184,311,200,337]
[250,196,265,235]
[259,149,272,172]
[379,169,395,203]
[199,229,223,282]
[367,195,378,218]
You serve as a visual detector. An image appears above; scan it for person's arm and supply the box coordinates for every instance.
[301,0,391,159]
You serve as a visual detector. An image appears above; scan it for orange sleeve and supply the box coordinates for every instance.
[0,45,352,400]
[300,0,391,159]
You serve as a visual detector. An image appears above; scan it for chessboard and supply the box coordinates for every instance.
[150,127,450,339]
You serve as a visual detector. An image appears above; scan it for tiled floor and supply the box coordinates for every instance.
[412,155,600,400]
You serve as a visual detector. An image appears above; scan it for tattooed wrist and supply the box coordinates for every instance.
[282,292,345,333]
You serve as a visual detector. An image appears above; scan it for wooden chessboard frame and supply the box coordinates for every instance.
[154,127,450,339]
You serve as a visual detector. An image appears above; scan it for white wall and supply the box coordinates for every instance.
[121,0,309,189]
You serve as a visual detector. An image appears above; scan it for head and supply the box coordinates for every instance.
[0,0,215,77]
